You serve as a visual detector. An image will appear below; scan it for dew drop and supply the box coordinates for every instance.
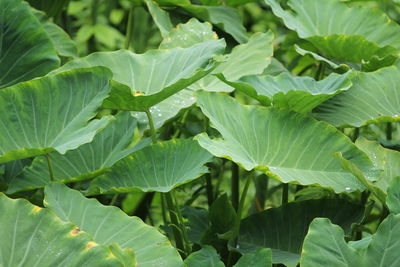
[345,187,351,191]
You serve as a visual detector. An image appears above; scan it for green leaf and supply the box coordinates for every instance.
[33,9,78,58]
[237,199,364,266]
[195,91,376,193]
[182,206,210,244]
[233,249,272,267]
[6,112,139,193]
[0,193,122,266]
[160,18,217,49]
[333,152,386,207]
[108,243,137,267]
[265,0,400,66]
[355,138,400,192]
[387,177,400,214]
[145,0,173,37]
[300,215,400,267]
[27,0,70,17]
[183,5,248,43]
[208,194,237,239]
[0,67,112,164]
[44,183,183,267]
[89,139,213,194]
[294,45,350,71]
[184,246,224,267]
[191,31,274,92]
[0,0,59,88]
[132,89,196,130]
[219,71,352,113]
[314,66,400,127]
[51,40,225,111]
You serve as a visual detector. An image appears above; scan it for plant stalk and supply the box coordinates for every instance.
[387,122,392,141]
[314,62,326,81]
[44,154,55,181]
[205,173,214,206]
[125,6,135,50]
[145,109,158,144]
[164,191,186,257]
[231,163,239,211]
[282,183,289,204]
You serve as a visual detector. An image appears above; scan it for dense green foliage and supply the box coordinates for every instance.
[1,0,400,266]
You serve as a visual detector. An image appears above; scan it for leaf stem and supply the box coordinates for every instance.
[44,154,55,181]
[205,173,214,207]
[164,191,186,257]
[282,183,289,204]
[386,122,392,141]
[171,191,191,254]
[314,62,326,81]
[145,109,157,144]
[231,163,239,211]
[125,6,135,50]
[109,194,118,206]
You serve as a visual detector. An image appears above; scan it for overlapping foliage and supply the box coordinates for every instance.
[1,0,400,266]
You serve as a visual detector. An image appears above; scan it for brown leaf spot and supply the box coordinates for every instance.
[70,227,81,236]
[85,241,98,250]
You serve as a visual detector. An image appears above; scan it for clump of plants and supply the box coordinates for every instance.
[1,0,400,266]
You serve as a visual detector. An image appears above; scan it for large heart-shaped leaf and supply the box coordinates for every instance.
[51,40,225,111]
[219,71,351,113]
[0,193,122,266]
[44,183,183,267]
[184,246,224,267]
[355,138,400,192]
[314,66,400,127]
[5,112,140,194]
[0,67,112,164]
[34,9,78,58]
[159,18,217,49]
[191,31,274,92]
[89,139,213,194]
[237,199,364,266]
[265,0,400,66]
[0,0,59,88]
[234,249,272,267]
[195,91,376,193]
[300,215,400,267]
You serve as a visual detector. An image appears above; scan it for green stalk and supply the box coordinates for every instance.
[205,173,214,206]
[231,163,239,211]
[282,183,289,204]
[109,194,118,206]
[88,0,99,52]
[314,62,326,81]
[44,154,55,181]
[228,172,253,267]
[164,191,186,256]
[145,109,158,144]
[145,109,188,256]
[387,122,392,141]
[171,191,191,254]
[125,6,135,50]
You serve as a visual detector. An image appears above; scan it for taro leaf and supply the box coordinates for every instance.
[294,45,350,72]
[355,138,400,192]
[182,206,210,244]
[219,71,351,113]
[300,215,400,267]
[208,193,237,239]
[387,177,400,215]
[233,248,272,267]
[160,18,217,49]
[44,183,183,267]
[184,246,224,267]
[33,9,78,58]
[6,112,139,194]
[89,139,213,194]
[27,0,70,17]
[108,243,137,267]
[183,5,248,43]
[191,31,274,92]
[265,0,400,67]
[195,91,376,193]
[145,0,173,37]
[132,89,196,130]
[0,193,122,266]
[236,199,363,267]
[51,40,225,111]
[0,0,59,89]
[314,66,400,127]
[0,67,112,164]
